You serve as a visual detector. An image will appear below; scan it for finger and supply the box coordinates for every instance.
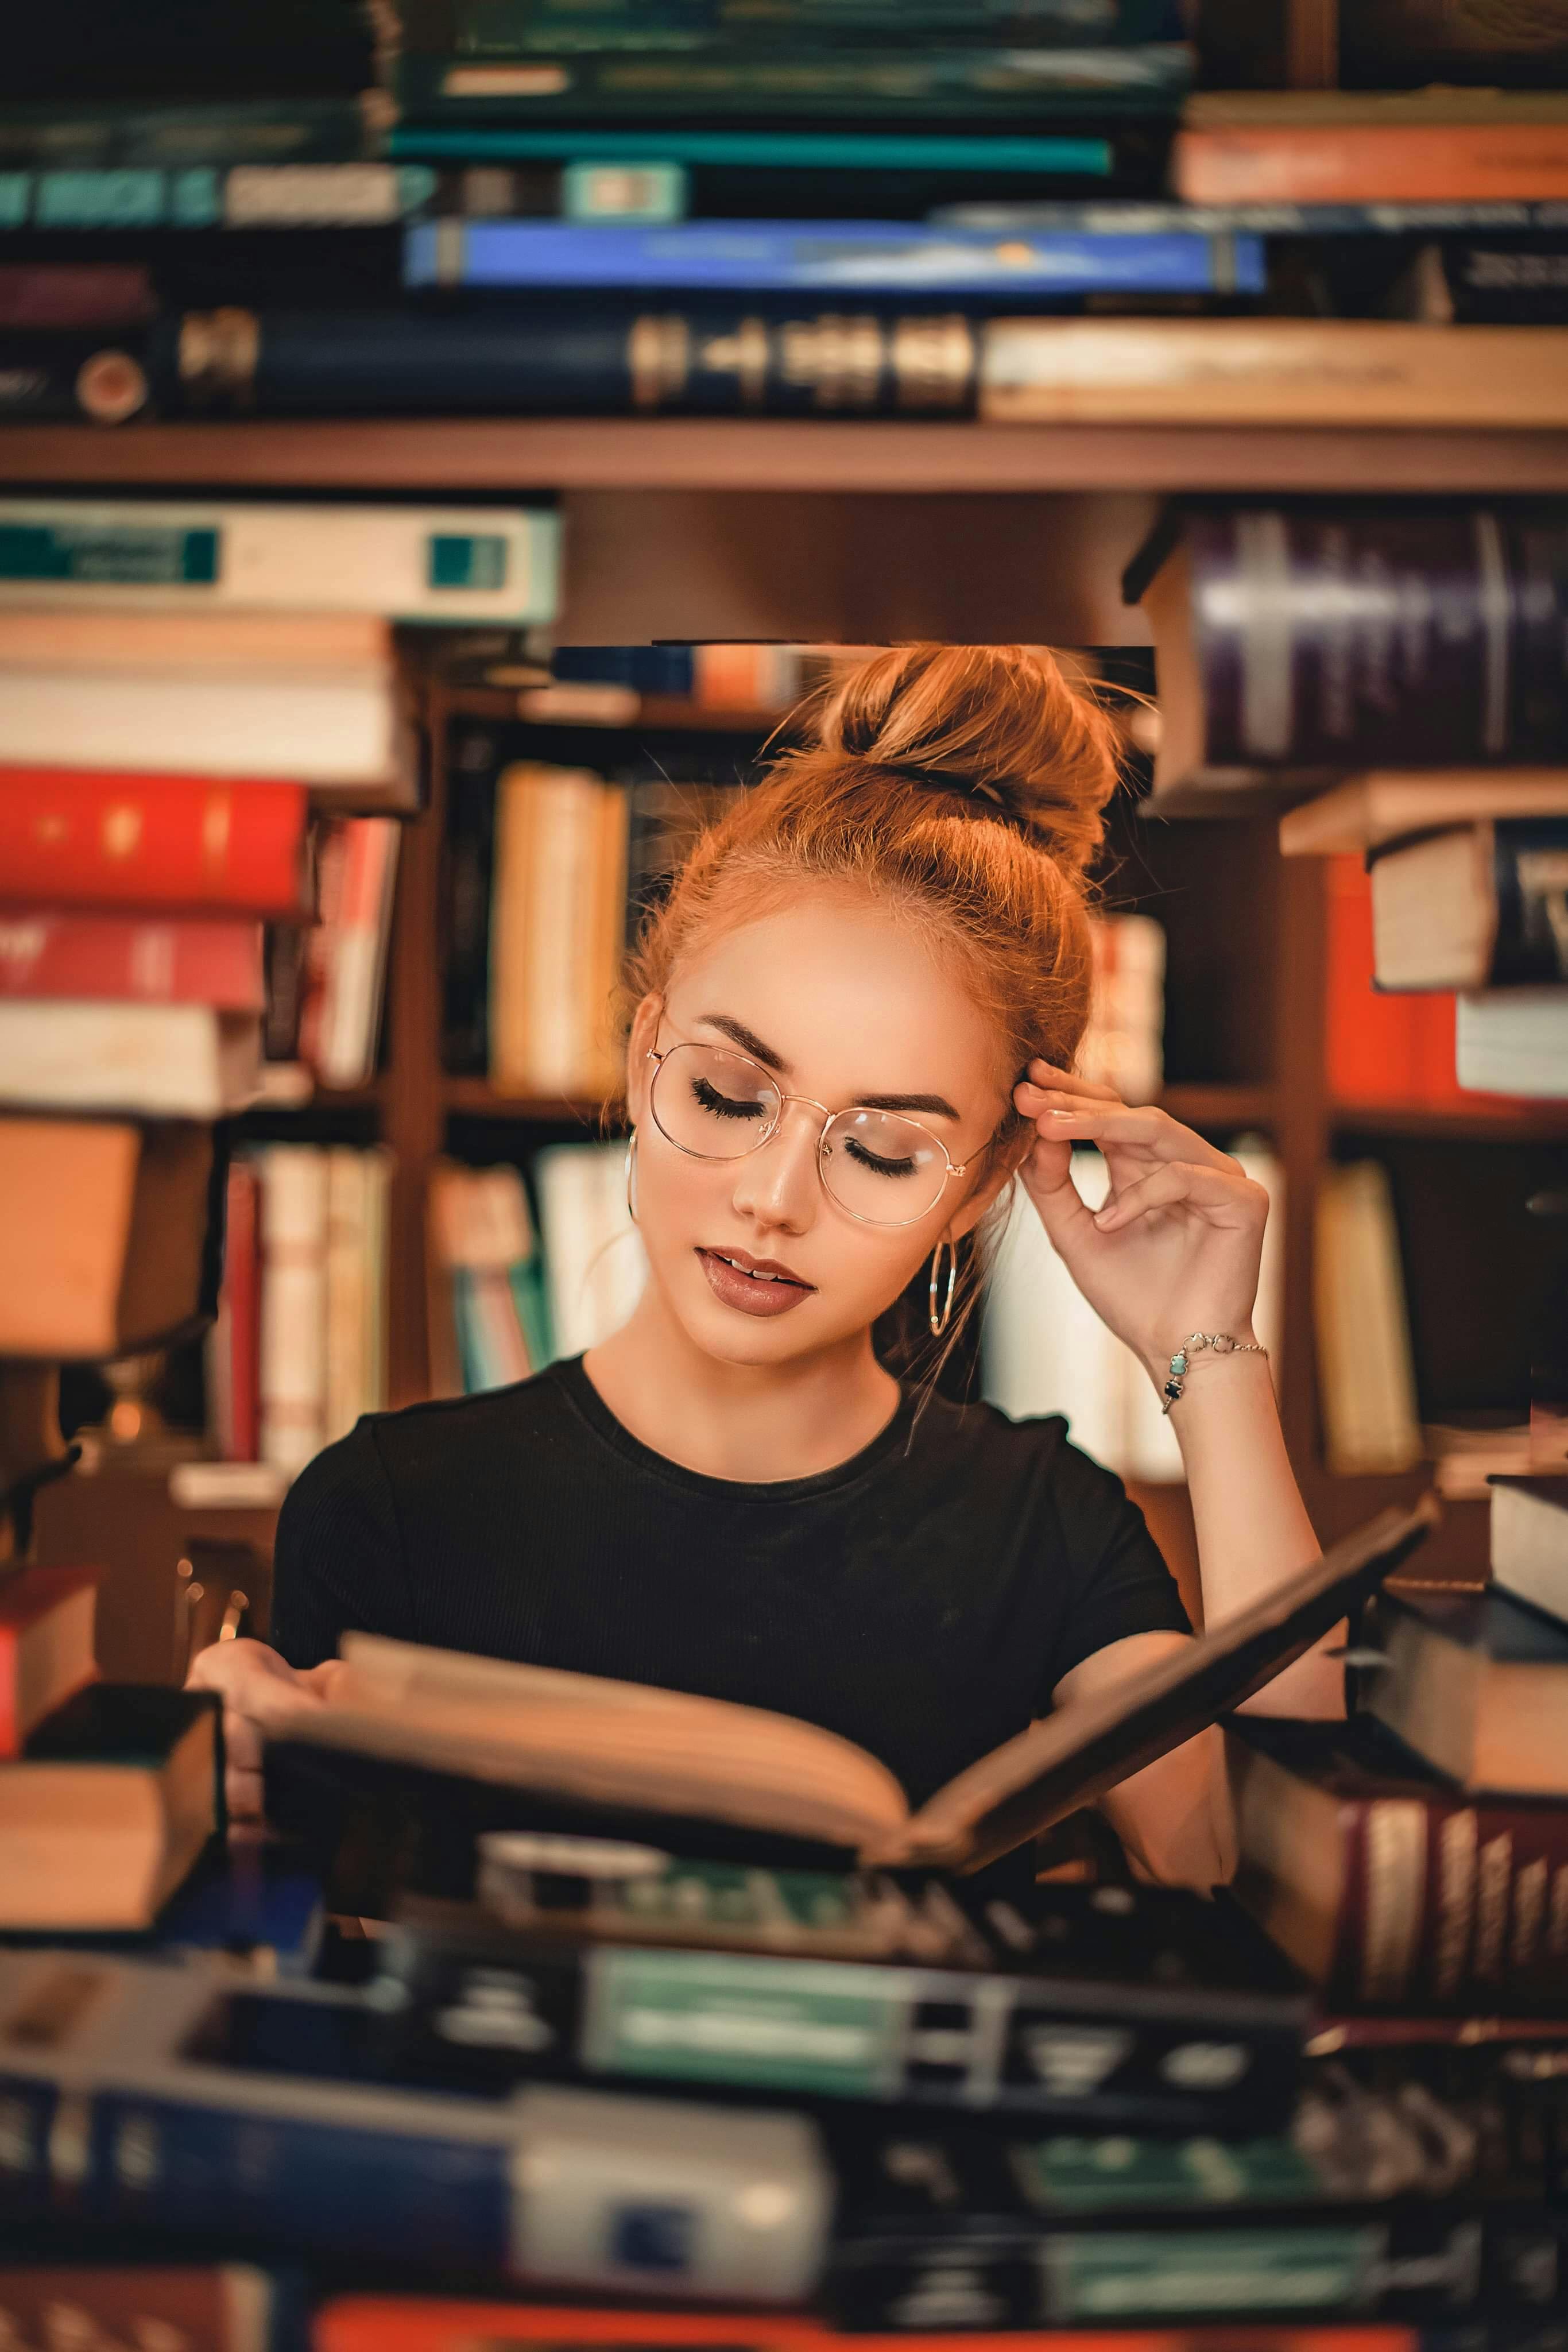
[223,1709,265,1775]
[226,1763,266,1823]
[1095,1161,1268,1233]
[1021,1058,1121,1104]
[1017,1092,1238,1173]
[1017,1134,1100,1251]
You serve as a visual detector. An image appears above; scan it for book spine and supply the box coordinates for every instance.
[0,261,153,328]
[0,2265,273,2352]
[78,2091,516,2269]
[1331,1794,1568,2013]
[0,502,560,626]
[0,333,155,425]
[0,911,265,1008]
[402,0,1189,48]
[442,726,501,1075]
[1176,123,1568,207]
[405,219,1263,295]
[315,819,399,1090]
[1492,821,1568,985]
[1432,236,1568,325]
[379,1935,1301,2131]
[224,1159,261,1463]
[394,44,1192,123]
[169,303,980,417]
[257,1146,328,1477]
[981,319,1568,428]
[830,2204,1568,2330]
[0,95,383,170]
[0,771,310,920]
[388,123,1118,176]
[1184,506,1568,768]
[939,197,1568,233]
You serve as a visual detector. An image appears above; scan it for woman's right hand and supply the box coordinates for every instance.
[185,1638,343,1825]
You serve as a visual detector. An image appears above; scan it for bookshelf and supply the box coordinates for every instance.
[14,419,1565,1607]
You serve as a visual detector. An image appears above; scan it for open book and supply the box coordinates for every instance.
[270,1498,1436,1873]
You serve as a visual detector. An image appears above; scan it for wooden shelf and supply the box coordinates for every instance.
[443,1078,613,1124]
[1330,1100,1568,1142]
[1160,1082,1276,1132]
[10,417,1568,496]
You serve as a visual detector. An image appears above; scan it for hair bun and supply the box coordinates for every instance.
[812,643,1122,877]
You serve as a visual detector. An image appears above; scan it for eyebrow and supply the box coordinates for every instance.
[694,1012,962,1121]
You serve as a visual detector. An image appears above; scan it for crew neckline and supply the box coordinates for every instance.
[554,1352,917,1504]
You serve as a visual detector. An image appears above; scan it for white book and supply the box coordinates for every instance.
[982,1152,1129,1473]
[258,1146,330,1476]
[1457,987,1568,1098]
[0,499,560,624]
[0,667,413,800]
[0,1000,260,1117]
[528,769,605,1096]
[535,1140,646,1358]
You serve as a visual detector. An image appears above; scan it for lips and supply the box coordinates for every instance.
[697,1247,815,1318]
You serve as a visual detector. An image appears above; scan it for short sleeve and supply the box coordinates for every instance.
[1039,1429,1191,1704]
[269,1416,418,1670]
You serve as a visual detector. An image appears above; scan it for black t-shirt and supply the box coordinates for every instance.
[270,1354,1190,1819]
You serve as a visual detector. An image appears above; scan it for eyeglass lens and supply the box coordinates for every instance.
[649,1041,950,1224]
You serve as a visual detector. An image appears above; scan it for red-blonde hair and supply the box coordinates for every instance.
[615,643,1125,1360]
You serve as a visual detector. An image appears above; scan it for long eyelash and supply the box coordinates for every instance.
[692,1074,765,1120]
[844,1135,917,1177]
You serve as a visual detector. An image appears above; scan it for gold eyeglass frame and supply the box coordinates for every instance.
[643,1034,981,1229]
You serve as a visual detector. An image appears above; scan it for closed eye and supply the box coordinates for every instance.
[844,1135,919,1177]
[692,1073,766,1120]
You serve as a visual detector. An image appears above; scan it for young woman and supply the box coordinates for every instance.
[191,643,1341,1886]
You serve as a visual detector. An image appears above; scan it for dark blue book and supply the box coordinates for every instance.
[129,301,984,417]
[405,217,1264,295]
[0,1951,829,2295]
[0,96,383,170]
[398,0,1190,50]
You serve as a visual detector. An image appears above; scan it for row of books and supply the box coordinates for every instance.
[1132,496,1568,1102]
[206,1147,392,1476]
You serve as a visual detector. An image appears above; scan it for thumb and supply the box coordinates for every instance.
[1017,1134,1097,1255]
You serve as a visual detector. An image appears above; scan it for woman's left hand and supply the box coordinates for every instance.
[1012,1061,1269,1384]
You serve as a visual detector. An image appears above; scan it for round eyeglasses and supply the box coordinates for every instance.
[645,1036,981,1228]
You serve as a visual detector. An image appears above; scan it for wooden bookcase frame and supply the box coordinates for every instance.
[9,414,1568,1599]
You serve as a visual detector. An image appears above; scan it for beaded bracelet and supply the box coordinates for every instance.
[1160,1330,1268,1414]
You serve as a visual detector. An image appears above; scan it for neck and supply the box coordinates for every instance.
[584,1283,901,1484]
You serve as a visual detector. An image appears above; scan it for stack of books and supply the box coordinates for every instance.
[7,2,1568,424]
[1129,490,1568,1491]
[25,1495,1568,2351]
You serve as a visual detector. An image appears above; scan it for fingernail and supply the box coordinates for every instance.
[1047,1108,1082,1121]
[1093,1206,1114,1227]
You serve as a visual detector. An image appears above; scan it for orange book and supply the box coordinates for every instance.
[1326,857,1519,1116]
[1176,123,1568,206]
[0,1564,100,1758]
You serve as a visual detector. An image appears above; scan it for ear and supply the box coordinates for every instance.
[625,991,663,1125]
[945,1133,1027,1244]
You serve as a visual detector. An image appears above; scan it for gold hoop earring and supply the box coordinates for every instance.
[928,1233,957,1337]
[624,1128,639,1225]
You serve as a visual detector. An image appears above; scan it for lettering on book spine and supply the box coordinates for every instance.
[1433,1806,1478,2005]
[1360,1799,1426,2005]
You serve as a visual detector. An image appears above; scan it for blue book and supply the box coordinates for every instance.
[0,1951,830,2293]
[406,217,1264,295]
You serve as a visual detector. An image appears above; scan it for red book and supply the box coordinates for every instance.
[0,1564,100,1758]
[1327,856,1521,1116]
[223,1158,261,1463]
[0,767,311,919]
[0,908,265,1007]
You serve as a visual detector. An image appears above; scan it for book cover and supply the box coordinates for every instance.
[1176,122,1568,207]
[0,498,560,624]
[0,908,265,1007]
[0,769,309,919]
[0,1001,261,1119]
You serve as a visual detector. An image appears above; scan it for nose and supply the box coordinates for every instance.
[729,1099,822,1235]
